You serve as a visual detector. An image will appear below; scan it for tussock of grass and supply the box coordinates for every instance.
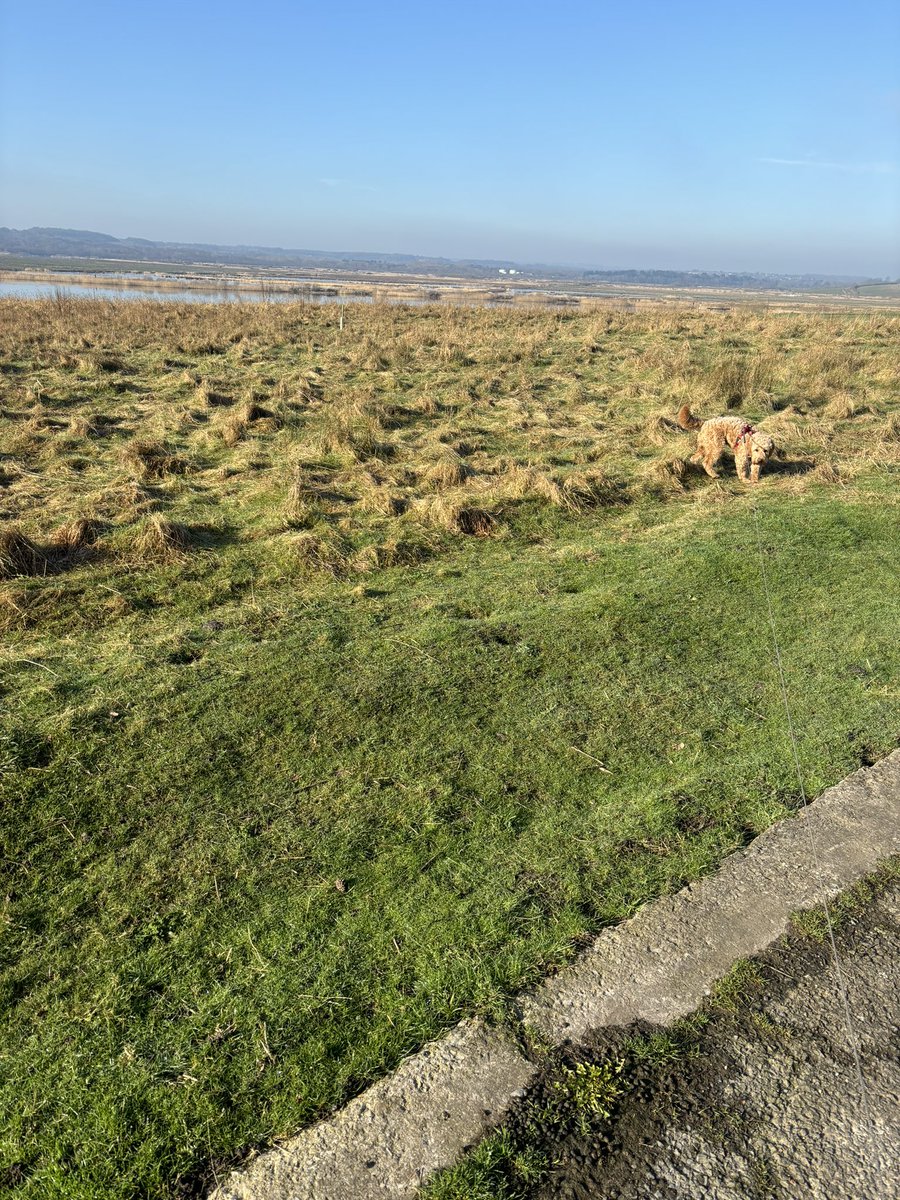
[98,478,156,523]
[350,533,431,573]
[352,336,390,371]
[47,517,101,555]
[643,456,689,493]
[218,398,264,446]
[0,582,29,628]
[439,339,474,366]
[493,462,566,507]
[281,528,350,573]
[24,403,57,433]
[283,464,317,524]
[418,495,499,536]
[122,437,190,478]
[78,352,123,375]
[127,514,190,562]
[424,452,474,489]
[823,393,860,420]
[315,393,395,462]
[357,485,407,517]
[3,427,42,459]
[221,396,284,447]
[66,413,103,439]
[705,351,775,409]
[454,505,498,535]
[0,526,45,578]
[560,467,621,509]
[810,461,844,485]
[644,412,683,445]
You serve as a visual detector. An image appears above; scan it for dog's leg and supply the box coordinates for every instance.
[735,448,750,481]
[702,435,722,477]
[701,454,721,478]
[749,460,762,483]
[694,430,721,477]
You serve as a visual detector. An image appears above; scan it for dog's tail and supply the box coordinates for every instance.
[677,404,703,431]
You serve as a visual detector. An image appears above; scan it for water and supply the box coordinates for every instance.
[0,277,540,308]
[0,278,366,305]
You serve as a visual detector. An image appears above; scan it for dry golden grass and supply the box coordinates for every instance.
[281,529,350,574]
[128,514,189,563]
[48,517,100,554]
[0,526,45,578]
[644,412,684,446]
[491,462,566,507]
[559,467,621,510]
[356,485,407,517]
[217,396,284,446]
[424,451,474,489]
[644,457,689,493]
[823,393,862,420]
[67,414,103,439]
[283,463,315,519]
[0,295,897,601]
[121,438,190,479]
[416,495,499,536]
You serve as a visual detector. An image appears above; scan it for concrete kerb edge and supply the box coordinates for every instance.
[210,750,900,1200]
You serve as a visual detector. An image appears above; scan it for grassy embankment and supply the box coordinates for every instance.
[0,297,898,1198]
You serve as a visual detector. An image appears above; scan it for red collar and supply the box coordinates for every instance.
[734,422,755,446]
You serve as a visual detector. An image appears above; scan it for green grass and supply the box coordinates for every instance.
[423,859,900,1200]
[422,1125,546,1200]
[790,856,900,942]
[1,299,899,1197]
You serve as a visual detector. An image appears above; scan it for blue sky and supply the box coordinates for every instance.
[1,0,898,274]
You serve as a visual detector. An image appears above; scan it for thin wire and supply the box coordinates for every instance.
[751,503,875,1135]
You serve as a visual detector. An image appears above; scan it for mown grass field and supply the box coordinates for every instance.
[1,297,898,1198]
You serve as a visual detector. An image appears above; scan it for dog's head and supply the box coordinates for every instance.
[749,431,775,466]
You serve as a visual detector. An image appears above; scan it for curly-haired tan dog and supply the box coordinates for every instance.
[677,404,775,483]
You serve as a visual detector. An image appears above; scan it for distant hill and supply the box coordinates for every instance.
[0,227,888,289]
[0,227,527,279]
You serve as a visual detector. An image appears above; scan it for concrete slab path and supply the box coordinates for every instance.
[210,750,900,1200]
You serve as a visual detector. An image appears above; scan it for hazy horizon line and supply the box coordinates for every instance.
[1,223,893,282]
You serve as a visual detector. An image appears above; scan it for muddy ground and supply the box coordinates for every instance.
[506,878,899,1199]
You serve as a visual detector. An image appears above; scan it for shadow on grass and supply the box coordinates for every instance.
[765,455,817,477]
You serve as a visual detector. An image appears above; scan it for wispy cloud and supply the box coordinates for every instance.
[317,177,379,192]
[759,157,898,175]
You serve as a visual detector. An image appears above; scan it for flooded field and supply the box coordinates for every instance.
[0,278,353,305]
[2,272,897,311]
